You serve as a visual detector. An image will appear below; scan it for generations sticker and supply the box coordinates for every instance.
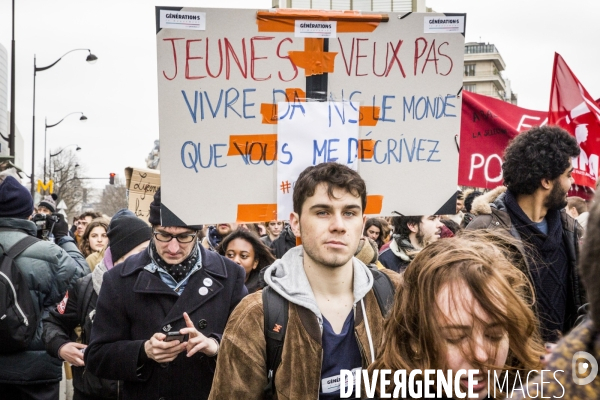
[424,16,465,33]
[160,10,206,30]
[295,20,337,38]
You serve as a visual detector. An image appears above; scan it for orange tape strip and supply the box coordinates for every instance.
[289,38,337,77]
[260,103,278,124]
[260,88,306,125]
[337,21,380,33]
[358,139,375,160]
[237,203,278,223]
[365,195,383,214]
[286,88,306,102]
[227,134,278,161]
[256,10,386,33]
[359,106,380,126]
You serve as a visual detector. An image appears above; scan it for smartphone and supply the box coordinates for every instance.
[165,332,188,342]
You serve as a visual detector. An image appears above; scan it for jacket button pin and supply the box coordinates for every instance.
[203,278,213,287]
[199,287,209,296]
[198,319,208,329]
[162,324,172,332]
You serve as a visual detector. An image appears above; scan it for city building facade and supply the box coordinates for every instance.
[0,43,24,171]
[273,0,426,12]
[463,42,518,104]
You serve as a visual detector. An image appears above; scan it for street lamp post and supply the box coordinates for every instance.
[9,0,16,158]
[30,49,97,196]
[44,112,87,182]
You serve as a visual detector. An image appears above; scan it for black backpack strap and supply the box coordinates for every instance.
[263,286,288,400]
[77,275,95,335]
[369,267,396,317]
[4,235,40,259]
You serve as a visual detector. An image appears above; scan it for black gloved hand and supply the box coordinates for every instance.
[52,213,69,241]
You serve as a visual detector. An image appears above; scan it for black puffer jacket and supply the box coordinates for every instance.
[0,218,87,384]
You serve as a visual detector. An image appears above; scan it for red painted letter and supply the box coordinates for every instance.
[277,38,298,82]
[251,36,274,81]
[186,39,206,80]
[163,38,184,81]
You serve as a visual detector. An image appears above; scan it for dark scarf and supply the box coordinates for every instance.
[504,190,569,342]
[148,240,199,283]
[393,235,419,261]
[207,226,223,250]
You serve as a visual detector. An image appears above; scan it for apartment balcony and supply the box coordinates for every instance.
[463,73,506,92]
[464,42,506,73]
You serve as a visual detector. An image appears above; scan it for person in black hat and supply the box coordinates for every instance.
[0,176,87,400]
[43,211,152,400]
[85,187,247,400]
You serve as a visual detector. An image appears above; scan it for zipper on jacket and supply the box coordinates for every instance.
[0,271,29,326]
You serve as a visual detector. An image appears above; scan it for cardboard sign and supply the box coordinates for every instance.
[156,7,466,225]
[125,167,160,223]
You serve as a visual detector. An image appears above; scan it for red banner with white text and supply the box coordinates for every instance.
[548,53,600,189]
[458,91,547,188]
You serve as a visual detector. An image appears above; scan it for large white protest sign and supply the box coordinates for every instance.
[156,7,465,225]
[277,101,359,219]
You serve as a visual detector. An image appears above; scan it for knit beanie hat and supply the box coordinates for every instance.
[354,236,379,265]
[38,195,56,213]
[108,215,152,263]
[148,188,162,226]
[0,176,34,219]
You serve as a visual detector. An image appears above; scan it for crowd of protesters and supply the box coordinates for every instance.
[0,124,599,399]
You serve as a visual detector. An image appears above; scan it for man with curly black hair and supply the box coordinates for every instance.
[467,126,584,344]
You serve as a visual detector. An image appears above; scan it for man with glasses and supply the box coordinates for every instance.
[74,211,102,244]
[85,188,247,400]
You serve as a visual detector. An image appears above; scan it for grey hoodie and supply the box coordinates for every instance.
[263,246,374,327]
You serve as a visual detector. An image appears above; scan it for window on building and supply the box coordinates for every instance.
[464,43,497,54]
[464,64,476,77]
[290,0,412,11]
[463,84,476,92]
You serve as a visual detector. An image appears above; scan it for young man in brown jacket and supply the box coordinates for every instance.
[209,163,401,399]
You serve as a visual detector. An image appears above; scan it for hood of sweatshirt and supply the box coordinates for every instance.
[263,246,374,325]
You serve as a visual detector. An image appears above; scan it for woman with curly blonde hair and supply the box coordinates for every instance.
[370,231,544,399]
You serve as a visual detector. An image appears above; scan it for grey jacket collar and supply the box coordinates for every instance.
[263,246,374,325]
[0,218,37,236]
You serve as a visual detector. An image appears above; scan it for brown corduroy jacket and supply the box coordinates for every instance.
[208,270,402,400]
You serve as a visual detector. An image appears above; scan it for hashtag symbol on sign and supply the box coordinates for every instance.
[280,181,291,194]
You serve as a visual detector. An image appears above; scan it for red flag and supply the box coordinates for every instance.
[549,53,600,189]
[458,91,547,188]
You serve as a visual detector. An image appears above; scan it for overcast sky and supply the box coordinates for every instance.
[1,0,598,190]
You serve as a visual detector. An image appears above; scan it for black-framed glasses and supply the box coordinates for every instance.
[153,230,197,243]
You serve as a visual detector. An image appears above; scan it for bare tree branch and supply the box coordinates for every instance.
[45,149,91,222]
[97,178,128,217]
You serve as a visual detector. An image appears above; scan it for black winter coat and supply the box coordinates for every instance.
[85,246,247,400]
[378,248,410,273]
[0,218,87,385]
[270,226,296,259]
[43,274,121,399]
